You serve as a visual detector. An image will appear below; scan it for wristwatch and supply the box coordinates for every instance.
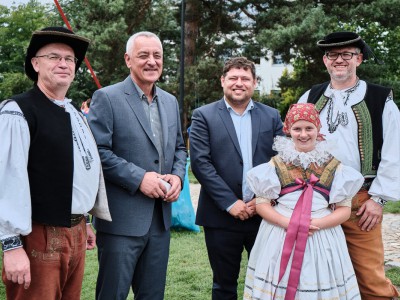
[371,196,388,207]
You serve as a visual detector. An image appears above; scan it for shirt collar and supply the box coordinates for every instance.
[324,79,366,105]
[132,80,158,103]
[50,97,71,108]
[224,98,254,115]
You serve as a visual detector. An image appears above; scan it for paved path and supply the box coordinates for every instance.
[189,183,400,267]
[382,213,400,267]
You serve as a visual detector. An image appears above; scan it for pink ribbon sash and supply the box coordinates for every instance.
[276,173,329,300]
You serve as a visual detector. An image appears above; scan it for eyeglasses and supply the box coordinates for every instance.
[325,52,359,60]
[35,54,78,65]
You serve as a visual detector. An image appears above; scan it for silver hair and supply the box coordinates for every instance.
[126,31,162,54]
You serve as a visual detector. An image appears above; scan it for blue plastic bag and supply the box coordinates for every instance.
[171,159,200,232]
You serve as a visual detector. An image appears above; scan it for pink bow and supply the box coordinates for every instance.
[276,173,328,300]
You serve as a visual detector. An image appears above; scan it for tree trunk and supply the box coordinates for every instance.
[182,0,201,147]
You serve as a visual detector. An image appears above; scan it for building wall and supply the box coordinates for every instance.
[255,54,293,95]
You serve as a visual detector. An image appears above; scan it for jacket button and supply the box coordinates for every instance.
[240,161,243,165]
[154,160,159,164]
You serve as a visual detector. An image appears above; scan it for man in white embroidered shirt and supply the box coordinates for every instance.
[298,31,400,300]
[0,27,110,300]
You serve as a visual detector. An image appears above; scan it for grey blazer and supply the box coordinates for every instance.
[88,76,187,236]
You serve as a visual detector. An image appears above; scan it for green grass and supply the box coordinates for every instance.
[166,229,248,300]
[188,165,199,184]
[383,201,400,289]
[0,229,248,300]
[2,229,398,299]
[386,267,400,286]
[166,229,212,299]
[384,200,400,214]
[1,200,399,299]
[363,199,400,290]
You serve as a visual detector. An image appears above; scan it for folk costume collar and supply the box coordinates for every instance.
[273,136,332,170]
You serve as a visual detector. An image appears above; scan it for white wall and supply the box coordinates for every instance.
[255,53,293,95]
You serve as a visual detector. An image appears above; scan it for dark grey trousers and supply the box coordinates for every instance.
[96,202,170,300]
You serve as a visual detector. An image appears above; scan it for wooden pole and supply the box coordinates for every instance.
[53,0,102,89]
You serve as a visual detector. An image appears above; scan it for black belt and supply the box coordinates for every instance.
[70,214,85,227]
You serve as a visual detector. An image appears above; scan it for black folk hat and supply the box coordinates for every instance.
[317,31,380,63]
[25,26,90,81]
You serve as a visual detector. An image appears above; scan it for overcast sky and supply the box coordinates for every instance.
[1,0,54,7]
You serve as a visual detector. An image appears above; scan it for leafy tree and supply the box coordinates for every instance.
[56,0,260,130]
[181,0,260,132]
[252,0,400,108]
[0,1,51,99]
[0,1,96,103]
[2,0,400,112]
[0,72,32,99]
[40,0,182,105]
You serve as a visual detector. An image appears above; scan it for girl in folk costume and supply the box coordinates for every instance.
[243,103,363,300]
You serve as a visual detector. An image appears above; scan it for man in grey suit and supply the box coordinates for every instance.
[88,31,187,300]
[190,57,283,299]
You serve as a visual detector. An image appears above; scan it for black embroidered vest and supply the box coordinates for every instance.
[12,85,75,227]
[307,81,391,176]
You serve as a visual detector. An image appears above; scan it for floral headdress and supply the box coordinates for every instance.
[283,103,323,139]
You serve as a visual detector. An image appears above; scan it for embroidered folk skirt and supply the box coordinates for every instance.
[244,201,360,300]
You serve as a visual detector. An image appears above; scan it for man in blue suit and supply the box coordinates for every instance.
[88,31,187,300]
[190,57,283,299]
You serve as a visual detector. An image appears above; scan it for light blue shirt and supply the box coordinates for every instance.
[224,99,254,211]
